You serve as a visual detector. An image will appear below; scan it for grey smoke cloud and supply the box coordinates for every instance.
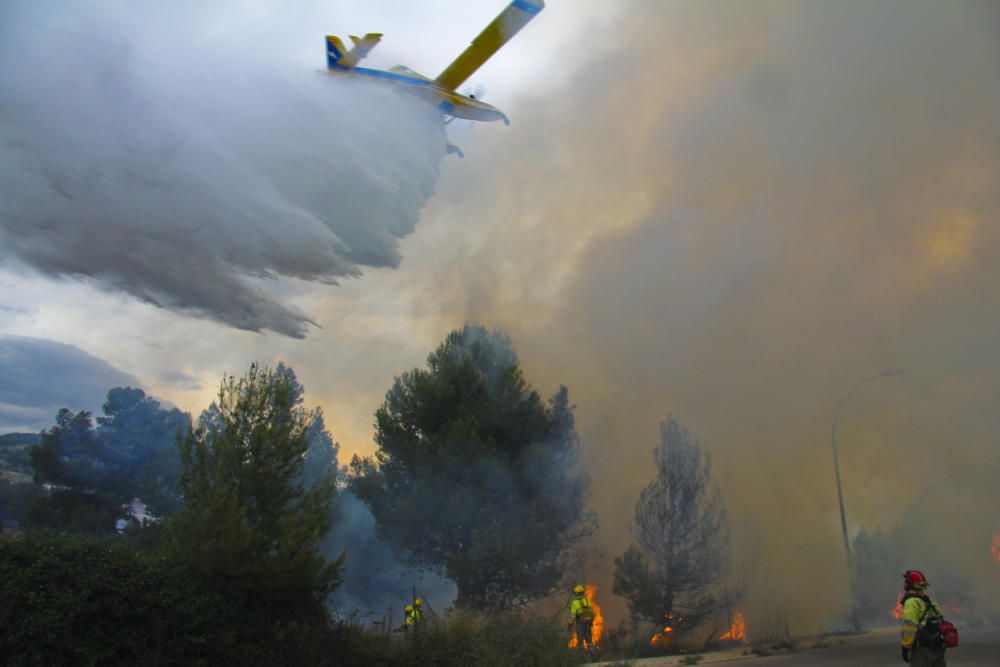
[0,1,445,338]
[394,0,1000,630]
[0,335,140,432]
[327,491,456,618]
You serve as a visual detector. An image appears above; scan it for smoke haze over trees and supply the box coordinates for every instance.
[2,0,999,641]
[324,490,457,617]
[26,388,187,534]
[351,325,595,610]
[614,417,731,637]
[381,0,1000,630]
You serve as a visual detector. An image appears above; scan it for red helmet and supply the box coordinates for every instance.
[903,570,929,590]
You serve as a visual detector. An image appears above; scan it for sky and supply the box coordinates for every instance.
[2,0,999,632]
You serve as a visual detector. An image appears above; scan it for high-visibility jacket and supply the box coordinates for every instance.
[901,592,942,649]
[570,595,595,623]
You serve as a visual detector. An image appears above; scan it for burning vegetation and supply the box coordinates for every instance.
[720,611,747,642]
[567,585,603,648]
[649,613,677,648]
[992,532,1000,566]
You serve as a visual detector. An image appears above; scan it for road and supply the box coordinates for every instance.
[598,628,1000,667]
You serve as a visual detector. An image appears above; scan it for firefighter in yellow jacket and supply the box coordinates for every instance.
[403,598,424,633]
[403,604,415,631]
[900,570,946,666]
[568,584,596,657]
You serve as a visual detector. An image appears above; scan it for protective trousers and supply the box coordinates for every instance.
[574,620,594,653]
[910,645,947,667]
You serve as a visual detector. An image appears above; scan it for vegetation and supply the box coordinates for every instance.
[164,363,343,615]
[0,478,43,530]
[613,417,731,640]
[0,432,36,477]
[25,389,187,534]
[0,533,294,666]
[331,611,586,667]
[0,347,605,664]
[0,532,587,667]
[350,325,595,610]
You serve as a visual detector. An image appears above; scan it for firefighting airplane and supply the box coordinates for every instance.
[324,0,545,157]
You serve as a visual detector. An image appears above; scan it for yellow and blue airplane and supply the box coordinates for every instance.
[325,0,545,156]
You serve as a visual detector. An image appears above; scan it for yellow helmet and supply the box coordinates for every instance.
[404,605,413,613]
[414,598,423,607]
[573,584,585,595]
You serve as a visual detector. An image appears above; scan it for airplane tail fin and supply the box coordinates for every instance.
[326,35,348,68]
[327,33,383,69]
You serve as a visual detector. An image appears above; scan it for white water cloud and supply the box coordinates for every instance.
[0,1,446,337]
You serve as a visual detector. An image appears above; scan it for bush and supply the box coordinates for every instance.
[0,533,316,666]
[1,534,585,666]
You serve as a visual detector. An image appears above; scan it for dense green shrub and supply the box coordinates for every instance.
[1,533,587,666]
[0,533,320,666]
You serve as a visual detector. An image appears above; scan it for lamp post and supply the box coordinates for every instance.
[832,367,904,632]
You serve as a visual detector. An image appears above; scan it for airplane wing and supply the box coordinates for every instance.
[326,33,382,69]
[433,0,544,91]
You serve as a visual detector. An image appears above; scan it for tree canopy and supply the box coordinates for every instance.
[350,325,594,610]
[26,388,187,534]
[165,363,342,613]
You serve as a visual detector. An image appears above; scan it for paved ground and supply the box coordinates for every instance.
[596,628,1000,667]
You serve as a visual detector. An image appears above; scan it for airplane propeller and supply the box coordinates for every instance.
[465,83,487,101]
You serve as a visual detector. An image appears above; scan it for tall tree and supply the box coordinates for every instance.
[165,363,342,613]
[95,387,188,517]
[350,325,594,610]
[613,417,730,636]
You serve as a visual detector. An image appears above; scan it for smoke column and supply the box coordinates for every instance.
[386,0,1000,631]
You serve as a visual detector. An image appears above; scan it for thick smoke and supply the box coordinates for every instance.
[325,492,456,622]
[373,0,1000,632]
[0,1,445,338]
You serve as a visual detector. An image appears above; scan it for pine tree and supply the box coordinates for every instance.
[351,325,594,610]
[165,363,342,613]
[614,417,730,636]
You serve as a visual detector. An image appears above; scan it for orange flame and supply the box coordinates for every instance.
[892,593,905,620]
[567,585,603,649]
[991,532,1000,565]
[720,611,747,642]
[650,624,674,648]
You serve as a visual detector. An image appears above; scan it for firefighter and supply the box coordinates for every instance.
[412,598,424,625]
[568,584,596,658]
[403,604,416,631]
[900,570,946,666]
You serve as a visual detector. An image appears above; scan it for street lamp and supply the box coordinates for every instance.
[832,367,903,632]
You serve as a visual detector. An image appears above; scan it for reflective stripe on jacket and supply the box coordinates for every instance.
[901,593,942,648]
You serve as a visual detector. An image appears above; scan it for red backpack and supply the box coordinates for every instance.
[939,620,959,648]
[904,593,959,649]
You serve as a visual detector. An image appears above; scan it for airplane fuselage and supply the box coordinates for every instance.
[325,63,509,124]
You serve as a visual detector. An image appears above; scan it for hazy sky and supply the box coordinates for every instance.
[2,0,998,631]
